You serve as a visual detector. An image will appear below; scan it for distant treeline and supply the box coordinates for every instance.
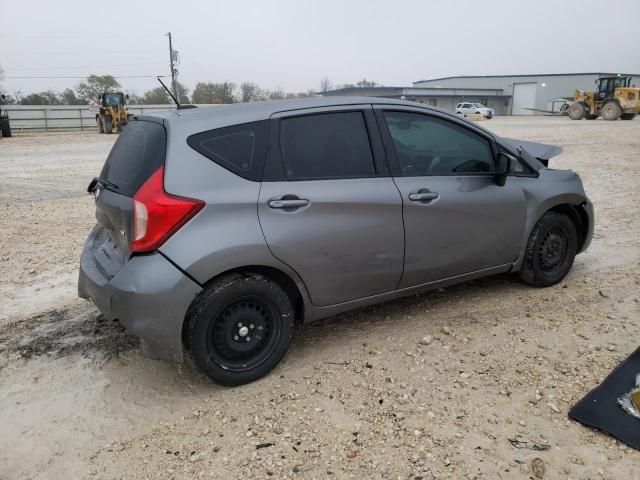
[1,74,378,105]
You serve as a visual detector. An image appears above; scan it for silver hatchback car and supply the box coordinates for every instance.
[79,97,593,385]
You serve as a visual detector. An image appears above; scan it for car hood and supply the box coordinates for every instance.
[499,137,563,166]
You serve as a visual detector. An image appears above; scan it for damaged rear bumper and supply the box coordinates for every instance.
[78,241,201,362]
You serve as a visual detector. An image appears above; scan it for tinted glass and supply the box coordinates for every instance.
[187,120,268,181]
[383,112,495,176]
[280,112,375,180]
[99,120,165,197]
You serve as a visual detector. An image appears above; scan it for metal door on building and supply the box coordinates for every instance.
[512,83,537,115]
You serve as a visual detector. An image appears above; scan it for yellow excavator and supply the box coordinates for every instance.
[94,92,132,133]
[568,76,640,121]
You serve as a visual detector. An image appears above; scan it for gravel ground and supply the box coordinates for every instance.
[0,117,638,480]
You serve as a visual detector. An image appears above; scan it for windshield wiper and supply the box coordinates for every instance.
[87,177,119,194]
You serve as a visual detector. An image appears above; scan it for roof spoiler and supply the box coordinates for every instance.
[157,77,197,110]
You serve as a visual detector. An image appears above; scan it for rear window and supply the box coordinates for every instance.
[99,120,166,197]
[280,112,375,180]
[187,120,269,181]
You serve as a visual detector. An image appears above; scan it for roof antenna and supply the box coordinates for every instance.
[157,76,180,107]
[157,76,197,110]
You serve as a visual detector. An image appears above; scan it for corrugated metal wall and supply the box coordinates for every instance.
[2,105,212,131]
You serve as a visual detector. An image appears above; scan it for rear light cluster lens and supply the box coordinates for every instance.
[131,166,204,253]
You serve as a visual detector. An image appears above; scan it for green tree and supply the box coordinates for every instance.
[76,75,121,103]
[192,82,235,104]
[21,90,61,105]
[141,81,189,104]
[142,87,171,104]
[267,87,285,100]
[356,78,378,87]
[239,82,265,103]
[60,88,81,105]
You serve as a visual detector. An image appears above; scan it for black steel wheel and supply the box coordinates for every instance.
[207,296,280,372]
[187,273,295,386]
[519,212,578,287]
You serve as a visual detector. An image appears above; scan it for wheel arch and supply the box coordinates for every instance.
[181,265,306,352]
[546,203,590,252]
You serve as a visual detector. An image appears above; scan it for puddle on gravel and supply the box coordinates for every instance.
[0,306,213,480]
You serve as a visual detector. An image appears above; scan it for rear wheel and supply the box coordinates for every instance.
[621,113,637,120]
[187,273,295,386]
[97,116,104,133]
[519,212,577,287]
[601,102,622,121]
[103,116,113,134]
[568,102,586,120]
[1,118,11,137]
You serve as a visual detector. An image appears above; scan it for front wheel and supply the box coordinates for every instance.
[568,102,586,120]
[103,115,113,134]
[0,118,11,137]
[187,273,295,386]
[519,212,577,287]
[621,113,637,120]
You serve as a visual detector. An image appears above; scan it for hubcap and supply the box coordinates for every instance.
[207,296,280,372]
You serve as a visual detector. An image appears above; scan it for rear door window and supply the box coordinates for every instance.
[187,120,268,181]
[99,120,166,197]
[279,112,375,180]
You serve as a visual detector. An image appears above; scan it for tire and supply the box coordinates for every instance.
[519,212,578,287]
[97,116,104,133]
[187,273,295,386]
[585,113,598,120]
[601,102,622,121]
[621,113,637,120]
[103,115,113,134]
[1,118,11,138]
[568,102,586,120]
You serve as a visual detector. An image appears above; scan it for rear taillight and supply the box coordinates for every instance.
[131,166,204,253]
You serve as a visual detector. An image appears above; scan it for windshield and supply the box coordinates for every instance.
[104,93,123,107]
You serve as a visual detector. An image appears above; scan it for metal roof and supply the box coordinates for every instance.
[323,86,505,95]
[414,72,640,84]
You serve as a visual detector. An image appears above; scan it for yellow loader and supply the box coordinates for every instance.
[568,76,640,121]
[95,92,132,133]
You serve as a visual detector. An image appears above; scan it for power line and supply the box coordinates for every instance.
[5,75,168,79]
[6,62,167,72]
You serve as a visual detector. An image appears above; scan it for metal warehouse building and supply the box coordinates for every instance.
[322,72,640,115]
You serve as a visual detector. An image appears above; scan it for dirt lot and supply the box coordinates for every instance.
[0,117,638,480]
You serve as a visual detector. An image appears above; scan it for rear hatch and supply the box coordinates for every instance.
[89,119,166,279]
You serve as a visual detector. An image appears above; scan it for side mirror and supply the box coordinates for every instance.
[125,94,130,101]
[1,94,5,101]
[495,152,516,187]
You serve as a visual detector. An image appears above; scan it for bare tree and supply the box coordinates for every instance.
[319,77,333,92]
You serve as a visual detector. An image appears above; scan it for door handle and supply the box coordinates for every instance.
[408,191,439,202]
[268,198,310,209]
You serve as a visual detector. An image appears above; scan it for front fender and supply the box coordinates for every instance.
[512,169,592,270]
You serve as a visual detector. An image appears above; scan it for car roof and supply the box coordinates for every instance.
[145,96,461,130]
[138,96,498,139]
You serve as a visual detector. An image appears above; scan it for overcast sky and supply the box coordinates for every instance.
[1,0,639,96]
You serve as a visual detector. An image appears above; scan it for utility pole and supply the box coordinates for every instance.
[166,32,179,103]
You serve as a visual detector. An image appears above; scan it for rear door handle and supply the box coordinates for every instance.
[268,198,310,209]
[408,192,439,202]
